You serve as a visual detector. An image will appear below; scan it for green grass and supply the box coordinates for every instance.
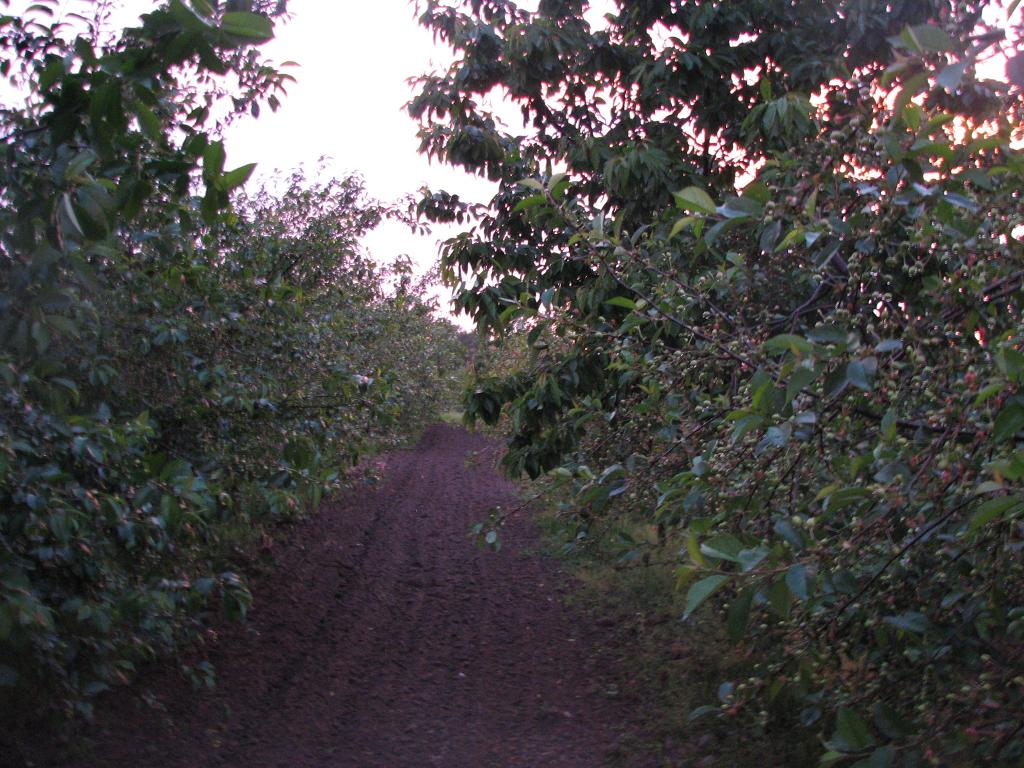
[438,409,465,425]
[534,509,816,767]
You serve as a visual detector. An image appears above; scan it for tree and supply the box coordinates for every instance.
[412,0,1024,763]
[0,0,464,721]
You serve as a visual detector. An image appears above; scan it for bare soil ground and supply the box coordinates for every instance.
[23,425,646,768]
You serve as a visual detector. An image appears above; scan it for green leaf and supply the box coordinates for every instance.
[851,746,896,768]
[764,334,813,356]
[31,321,51,353]
[873,703,913,740]
[824,486,872,512]
[512,193,546,213]
[704,215,752,246]
[1008,50,1024,89]
[730,414,763,445]
[64,149,98,180]
[881,409,897,440]
[774,518,805,550]
[0,665,18,687]
[668,216,696,239]
[807,324,848,344]
[993,402,1024,442]
[717,195,763,219]
[72,185,112,239]
[767,578,790,617]
[996,347,1024,382]
[846,360,872,391]
[61,193,85,238]
[686,533,708,567]
[974,383,1004,406]
[672,186,716,215]
[683,575,729,619]
[604,296,637,310]
[969,495,1024,532]
[688,705,718,722]
[727,586,755,641]
[190,0,215,16]
[907,23,956,53]
[135,102,162,141]
[883,611,930,635]
[203,140,226,180]
[700,533,744,563]
[170,0,214,30]
[786,366,817,401]
[774,227,805,252]
[221,11,274,40]
[831,706,876,753]
[219,163,257,191]
[39,57,65,91]
[935,60,968,90]
[786,563,808,600]
[737,547,769,572]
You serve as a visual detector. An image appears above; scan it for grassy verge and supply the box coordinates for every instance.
[534,510,818,767]
[439,409,465,426]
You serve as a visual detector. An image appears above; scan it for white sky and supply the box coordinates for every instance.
[220,0,497,323]
[216,0,609,322]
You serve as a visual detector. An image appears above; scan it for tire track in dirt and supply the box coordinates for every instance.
[33,425,640,768]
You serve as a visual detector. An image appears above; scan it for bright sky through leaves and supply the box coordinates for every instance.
[9,0,1015,323]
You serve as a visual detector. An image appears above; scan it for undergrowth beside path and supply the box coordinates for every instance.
[15,426,654,768]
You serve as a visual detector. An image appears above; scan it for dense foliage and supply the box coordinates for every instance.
[1,0,464,718]
[413,0,1024,763]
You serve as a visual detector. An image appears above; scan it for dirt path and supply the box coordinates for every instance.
[36,425,641,768]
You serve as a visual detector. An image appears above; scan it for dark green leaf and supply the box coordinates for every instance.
[846,360,872,391]
[604,296,637,310]
[831,706,876,753]
[785,564,808,600]
[672,186,716,215]
[786,366,817,401]
[774,518,805,550]
[717,195,763,219]
[807,325,848,344]
[969,495,1024,532]
[993,402,1024,442]
[0,665,18,686]
[851,746,896,768]
[883,612,930,635]
[221,11,274,40]
[683,575,729,619]
[688,705,718,722]
[737,547,769,572]
[764,334,813,355]
[1008,51,1024,89]
[203,141,226,180]
[935,60,968,90]
[727,586,755,641]
[219,163,257,191]
[700,533,744,563]
[768,578,790,617]
[908,24,956,53]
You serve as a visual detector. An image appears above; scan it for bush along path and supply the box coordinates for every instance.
[19,425,646,768]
